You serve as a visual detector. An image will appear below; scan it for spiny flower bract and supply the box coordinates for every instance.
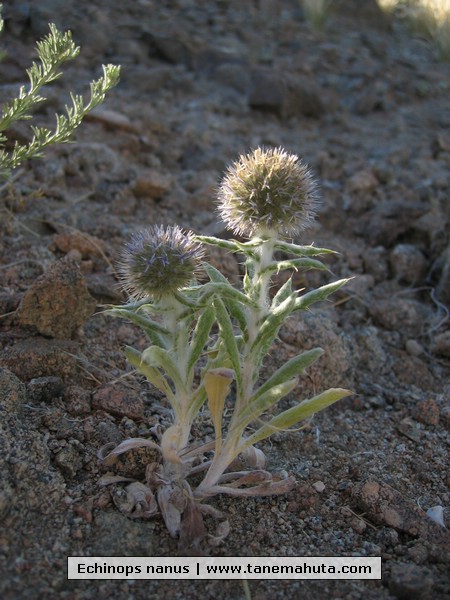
[217,147,319,238]
[119,225,204,299]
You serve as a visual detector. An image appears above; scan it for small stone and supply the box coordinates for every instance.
[18,257,97,339]
[397,417,421,442]
[369,299,428,338]
[133,171,172,200]
[405,339,424,357]
[27,376,64,403]
[430,331,450,358]
[363,246,389,282]
[350,516,367,534]
[390,244,427,285]
[85,108,137,132]
[312,481,326,493]
[411,399,440,426]
[49,231,105,260]
[346,169,378,194]
[54,444,83,478]
[92,384,144,420]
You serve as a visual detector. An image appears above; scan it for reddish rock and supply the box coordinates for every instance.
[92,384,144,420]
[352,480,450,563]
[1,338,78,380]
[18,257,97,339]
[49,231,106,260]
[133,171,172,200]
[411,398,440,426]
[64,385,92,416]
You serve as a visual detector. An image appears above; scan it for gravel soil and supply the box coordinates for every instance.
[0,1,449,599]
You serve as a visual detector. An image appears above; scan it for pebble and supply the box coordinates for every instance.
[133,170,172,200]
[49,232,105,260]
[390,244,427,285]
[405,339,424,357]
[312,481,326,493]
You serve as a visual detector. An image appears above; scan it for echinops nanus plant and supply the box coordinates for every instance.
[100,147,351,546]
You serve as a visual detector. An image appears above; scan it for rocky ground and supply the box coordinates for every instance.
[0,1,449,598]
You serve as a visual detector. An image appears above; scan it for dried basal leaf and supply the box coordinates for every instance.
[179,498,207,549]
[240,445,267,469]
[157,483,187,538]
[98,437,161,467]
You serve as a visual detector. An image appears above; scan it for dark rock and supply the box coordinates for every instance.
[18,257,97,339]
[248,69,326,118]
[27,376,64,403]
[53,443,83,479]
[90,511,156,556]
[388,563,434,600]
[142,30,194,67]
[362,200,427,247]
[363,246,389,282]
[64,385,92,416]
[436,244,450,306]
[369,298,429,337]
[430,331,450,358]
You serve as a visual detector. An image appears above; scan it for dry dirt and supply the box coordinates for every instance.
[0,1,449,599]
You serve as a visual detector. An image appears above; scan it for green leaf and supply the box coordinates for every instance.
[237,378,299,430]
[294,278,350,311]
[272,277,294,308]
[240,388,352,450]
[187,306,215,374]
[142,346,188,394]
[213,296,242,393]
[194,235,240,252]
[260,257,329,276]
[250,294,296,356]
[274,242,337,257]
[124,346,176,404]
[187,383,207,422]
[252,348,323,402]
[203,262,230,284]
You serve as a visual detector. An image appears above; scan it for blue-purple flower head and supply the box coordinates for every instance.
[217,147,319,238]
[119,225,204,299]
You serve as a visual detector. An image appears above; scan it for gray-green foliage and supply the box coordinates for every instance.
[0,6,120,179]
[101,146,351,544]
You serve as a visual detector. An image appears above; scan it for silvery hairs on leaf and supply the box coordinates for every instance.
[118,225,205,300]
[217,146,320,238]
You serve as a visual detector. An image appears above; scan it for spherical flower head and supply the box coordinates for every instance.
[118,225,204,300]
[217,147,319,238]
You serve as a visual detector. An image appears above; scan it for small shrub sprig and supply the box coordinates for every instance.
[101,147,351,546]
[0,5,120,179]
